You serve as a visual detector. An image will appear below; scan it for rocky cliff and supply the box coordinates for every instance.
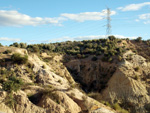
[65,50,150,113]
[0,47,115,113]
[1,38,150,113]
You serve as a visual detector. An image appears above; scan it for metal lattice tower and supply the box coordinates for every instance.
[106,7,111,38]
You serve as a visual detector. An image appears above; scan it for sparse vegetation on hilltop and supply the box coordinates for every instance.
[9,36,130,63]
[0,36,150,113]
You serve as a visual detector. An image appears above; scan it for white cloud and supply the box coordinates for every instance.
[0,5,13,9]
[0,37,20,42]
[135,19,140,22]
[113,35,136,39]
[27,35,137,44]
[49,35,136,42]
[144,21,150,24]
[139,13,150,19]
[0,10,116,27]
[138,13,150,24]
[61,10,116,22]
[0,10,65,27]
[118,2,150,11]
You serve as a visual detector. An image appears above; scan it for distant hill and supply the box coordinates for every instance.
[1,36,150,113]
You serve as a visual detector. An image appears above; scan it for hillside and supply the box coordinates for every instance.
[1,36,150,113]
[0,46,116,113]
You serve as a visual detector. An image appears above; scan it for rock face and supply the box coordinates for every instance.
[14,91,46,113]
[102,51,150,113]
[0,87,13,113]
[65,57,116,92]
[0,47,115,113]
[2,39,150,112]
[65,51,150,113]
[37,95,66,113]
[37,91,81,113]
[91,107,115,113]
[67,89,116,112]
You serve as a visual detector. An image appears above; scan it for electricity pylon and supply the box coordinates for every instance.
[106,7,111,38]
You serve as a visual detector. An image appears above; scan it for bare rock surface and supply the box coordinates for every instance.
[0,47,116,113]
[102,51,150,112]
[91,107,115,113]
[14,91,46,113]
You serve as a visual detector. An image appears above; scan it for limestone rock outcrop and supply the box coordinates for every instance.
[65,50,150,113]
[102,51,150,112]
[0,47,115,113]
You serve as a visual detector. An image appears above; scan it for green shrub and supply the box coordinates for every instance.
[133,50,137,53]
[43,58,50,62]
[103,101,112,108]
[0,68,7,74]
[42,87,60,104]
[96,51,102,55]
[9,42,20,48]
[108,35,116,41]
[135,37,142,42]
[118,56,123,61]
[32,45,40,52]
[134,66,139,72]
[11,53,28,64]
[145,103,150,111]
[112,103,129,113]
[0,69,15,81]
[30,74,35,81]
[113,103,121,110]
[5,93,16,108]
[2,76,24,92]
[3,50,12,54]
[134,75,139,80]
[26,67,32,73]
[108,57,113,62]
[0,43,3,47]
[77,54,82,58]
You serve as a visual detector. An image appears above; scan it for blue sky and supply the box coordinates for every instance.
[0,0,150,45]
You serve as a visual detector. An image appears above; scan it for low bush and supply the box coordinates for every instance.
[2,76,24,92]
[134,75,139,80]
[101,101,112,108]
[11,53,28,64]
[5,93,16,108]
[3,50,12,54]
[0,43,3,47]
[118,55,123,61]
[134,66,139,72]
[112,103,129,113]
[42,87,60,104]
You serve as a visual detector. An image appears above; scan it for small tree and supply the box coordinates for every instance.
[136,37,142,42]
[20,43,27,48]
[32,45,40,52]
[108,35,116,41]
[10,42,20,48]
